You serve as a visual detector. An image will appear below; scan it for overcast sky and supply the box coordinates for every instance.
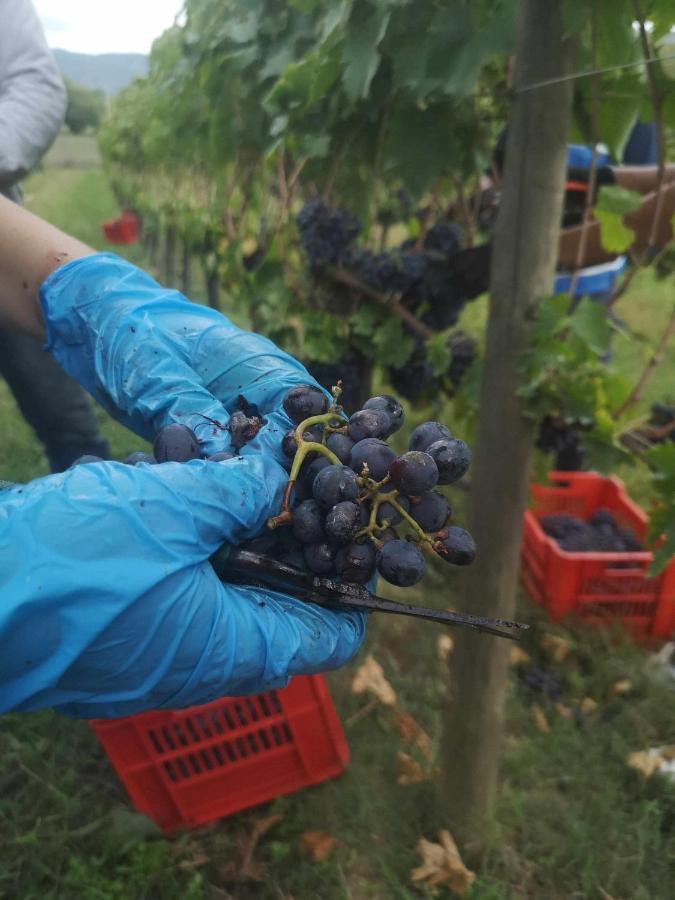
[33,0,184,55]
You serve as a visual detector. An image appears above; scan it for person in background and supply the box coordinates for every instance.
[0,0,110,471]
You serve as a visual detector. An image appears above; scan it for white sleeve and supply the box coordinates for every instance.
[0,0,68,187]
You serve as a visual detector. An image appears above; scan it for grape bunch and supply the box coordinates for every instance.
[540,510,644,554]
[647,402,675,444]
[535,416,586,472]
[266,383,475,588]
[296,199,362,267]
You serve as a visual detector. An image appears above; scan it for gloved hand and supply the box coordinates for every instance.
[1,254,367,717]
[39,252,315,458]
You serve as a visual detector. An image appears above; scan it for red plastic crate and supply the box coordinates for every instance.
[90,675,348,833]
[102,211,139,244]
[521,472,675,640]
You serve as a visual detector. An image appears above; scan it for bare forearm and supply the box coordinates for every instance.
[612,164,675,194]
[0,195,93,340]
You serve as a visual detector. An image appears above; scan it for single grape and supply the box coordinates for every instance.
[409,491,451,533]
[326,432,355,464]
[349,438,396,481]
[292,499,326,544]
[154,424,201,463]
[376,494,410,527]
[409,421,452,452]
[426,438,471,485]
[378,527,399,544]
[304,542,337,575]
[283,385,329,424]
[124,451,156,466]
[389,451,439,496]
[363,395,404,435]
[336,542,376,584]
[282,425,324,459]
[435,526,476,566]
[208,451,235,462]
[376,540,425,587]
[347,408,392,442]
[312,464,360,508]
[299,456,331,491]
[70,454,103,467]
[324,501,362,544]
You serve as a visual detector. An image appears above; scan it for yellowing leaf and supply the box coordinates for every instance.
[351,655,397,706]
[627,745,675,780]
[554,702,572,719]
[541,634,571,663]
[299,830,339,861]
[580,697,597,715]
[410,830,476,895]
[510,645,531,665]
[611,678,632,695]
[394,711,433,761]
[531,704,551,733]
[437,633,454,665]
[397,752,439,786]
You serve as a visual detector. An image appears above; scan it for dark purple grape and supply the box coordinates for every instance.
[304,542,337,575]
[379,527,399,544]
[283,425,324,459]
[299,456,331,491]
[292,499,325,544]
[208,451,235,462]
[312,465,360,508]
[376,494,410,527]
[389,451,438,496]
[409,491,451,533]
[376,540,425,587]
[324,501,362,544]
[326,432,355,464]
[124,451,157,465]
[409,421,452,452]
[283,385,329,424]
[228,410,263,450]
[70,454,104,467]
[435,526,476,566]
[296,200,362,267]
[336,542,376,584]
[349,438,396,481]
[347,408,392,442]
[589,508,616,530]
[363,395,404,435]
[426,438,471,485]
[154,424,201,463]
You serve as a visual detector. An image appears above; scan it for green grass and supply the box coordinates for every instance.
[1,136,674,899]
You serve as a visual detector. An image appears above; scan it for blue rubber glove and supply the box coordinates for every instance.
[0,254,366,718]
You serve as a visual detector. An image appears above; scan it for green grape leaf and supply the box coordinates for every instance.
[596,185,642,217]
[350,304,380,337]
[288,0,322,12]
[426,333,451,377]
[595,210,635,254]
[371,318,416,366]
[342,5,391,102]
[569,299,612,355]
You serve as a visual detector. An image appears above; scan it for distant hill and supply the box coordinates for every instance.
[53,49,148,95]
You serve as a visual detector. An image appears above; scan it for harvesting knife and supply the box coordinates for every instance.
[211,547,529,641]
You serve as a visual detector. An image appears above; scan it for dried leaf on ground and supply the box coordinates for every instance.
[541,634,572,663]
[510,645,531,665]
[531,704,551,733]
[627,746,675,780]
[554,702,572,719]
[223,814,282,881]
[410,829,476,895]
[394,711,433,761]
[580,697,597,715]
[397,752,440,786]
[299,830,339,861]
[351,655,397,706]
[437,633,454,665]
[611,678,632,695]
